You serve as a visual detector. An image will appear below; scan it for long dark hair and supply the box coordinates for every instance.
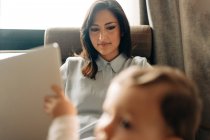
[80,0,131,79]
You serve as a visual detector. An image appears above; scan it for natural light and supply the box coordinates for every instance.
[0,0,140,29]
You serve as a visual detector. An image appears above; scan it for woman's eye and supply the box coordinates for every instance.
[120,119,132,129]
[106,25,116,30]
[90,27,99,32]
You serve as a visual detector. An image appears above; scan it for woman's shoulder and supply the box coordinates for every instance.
[128,56,151,67]
[61,56,85,71]
[64,56,85,65]
[65,56,84,62]
[132,56,147,61]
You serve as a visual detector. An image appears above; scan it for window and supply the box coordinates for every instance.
[0,0,139,29]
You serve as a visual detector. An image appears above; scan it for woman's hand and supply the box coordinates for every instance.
[44,85,77,118]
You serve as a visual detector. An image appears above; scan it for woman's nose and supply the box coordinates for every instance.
[99,30,106,41]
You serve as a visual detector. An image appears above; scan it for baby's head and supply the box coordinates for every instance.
[95,66,202,140]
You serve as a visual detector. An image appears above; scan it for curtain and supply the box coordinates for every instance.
[139,0,210,139]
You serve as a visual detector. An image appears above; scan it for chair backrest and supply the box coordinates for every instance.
[44,25,152,63]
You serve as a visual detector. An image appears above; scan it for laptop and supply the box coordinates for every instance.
[0,43,63,140]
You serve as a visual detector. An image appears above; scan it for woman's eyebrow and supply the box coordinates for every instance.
[91,21,118,27]
[105,22,118,26]
[90,24,99,27]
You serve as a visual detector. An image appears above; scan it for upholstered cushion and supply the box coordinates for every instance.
[44,25,152,63]
[130,25,152,59]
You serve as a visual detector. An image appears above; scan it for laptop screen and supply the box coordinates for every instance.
[0,43,62,140]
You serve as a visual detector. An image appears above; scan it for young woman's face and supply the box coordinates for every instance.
[95,82,180,140]
[89,9,121,61]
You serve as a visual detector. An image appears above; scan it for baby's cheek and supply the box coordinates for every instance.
[95,113,115,138]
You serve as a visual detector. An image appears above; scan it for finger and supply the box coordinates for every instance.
[44,96,56,103]
[44,97,58,105]
[44,102,52,113]
[51,85,64,97]
[44,103,54,116]
[44,97,58,115]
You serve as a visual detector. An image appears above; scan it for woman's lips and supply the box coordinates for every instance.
[98,43,111,47]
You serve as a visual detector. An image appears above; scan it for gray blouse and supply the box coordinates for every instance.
[60,54,151,139]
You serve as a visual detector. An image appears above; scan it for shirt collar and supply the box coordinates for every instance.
[96,54,127,73]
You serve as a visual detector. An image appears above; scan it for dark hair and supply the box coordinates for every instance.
[113,66,202,140]
[80,0,131,79]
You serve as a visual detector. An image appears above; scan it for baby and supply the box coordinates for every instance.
[44,66,202,140]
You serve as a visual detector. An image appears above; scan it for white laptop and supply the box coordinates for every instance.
[0,43,63,140]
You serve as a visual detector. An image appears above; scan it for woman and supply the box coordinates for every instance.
[59,0,150,138]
